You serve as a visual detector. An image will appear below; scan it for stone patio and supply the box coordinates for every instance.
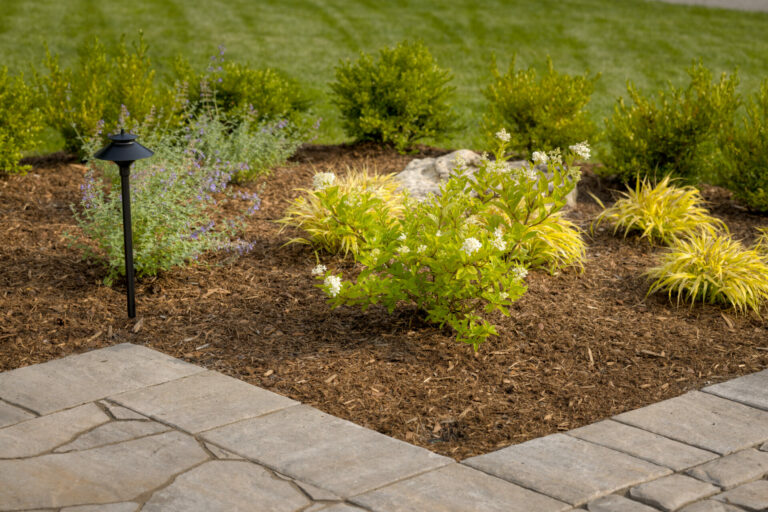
[0,343,767,511]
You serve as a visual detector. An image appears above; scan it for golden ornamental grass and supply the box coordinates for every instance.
[593,176,726,245]
[646,232,768,314]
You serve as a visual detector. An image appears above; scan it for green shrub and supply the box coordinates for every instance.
[330,40,457,151]
[311,133,583,348]
[592,175,727,245]
[0,67,43,175]
[646,233,768,314]
[173,49,310,124]
[69,109,265,285]
[36,33,176,152]
[279,167,406,256]
[602,61,739,182]
[482,56,599,155]
[719,79,768,212]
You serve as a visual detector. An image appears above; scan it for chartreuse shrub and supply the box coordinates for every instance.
[719,80,768,212]
[483,56,599,155]
[602,62,739,183]
[310,132,586,348]
[172,48,311,124]
[330,40,457,151]
[35,33,177,152]
[69,107,263,285]
[755,227,768,255]
[278,167,405,257]
[0,67,43,175]
[593,176,726,246]
[646,233,768,314]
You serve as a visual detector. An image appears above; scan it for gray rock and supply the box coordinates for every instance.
[587,494,659,512]
[0,431,208,509]
[686,449,768,489]
[142,460,310,512]
[98,401,147,420]
[204,442,245,460]
[395,150,578,207]
[713,480,768,510]
[61,503,139,512]
[704,369,768,411]
[0,344,204,415]
[613,391,768,455]
[629,474,719,511]
[291,479,339,501]
[679,500,744,512]
[202,404,450,497]
[319,505,368,512]
[112,370,297,433]
[54,420,170,452]
[0,400,35,428]
[351,463,571,512]
[463,433,670,506]
[0,402,109,458]
[569,420,718,471]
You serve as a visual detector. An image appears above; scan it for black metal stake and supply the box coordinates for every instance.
[119,163,136,318]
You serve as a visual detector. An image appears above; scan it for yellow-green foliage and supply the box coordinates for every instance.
[0,67,43,175]
[646,233,768,314]
[755,227,768,255]
[279,167,405,257]
[521,215,586,272]
[593,176,726,245]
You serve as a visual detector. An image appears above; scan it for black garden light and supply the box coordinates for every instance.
[94,129,153,318]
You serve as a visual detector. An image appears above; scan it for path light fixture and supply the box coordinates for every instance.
[94,129,153,318]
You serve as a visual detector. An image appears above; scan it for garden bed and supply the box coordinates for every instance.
[1,143,767,460]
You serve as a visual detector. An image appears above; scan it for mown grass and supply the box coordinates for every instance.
[3,0,768,151]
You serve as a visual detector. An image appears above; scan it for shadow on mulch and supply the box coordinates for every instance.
[1,143,766,460]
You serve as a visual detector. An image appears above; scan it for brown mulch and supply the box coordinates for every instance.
[1,143,767,460]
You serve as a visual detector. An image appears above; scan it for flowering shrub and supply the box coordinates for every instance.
[646,233,768,314]
[592,176,726,246]
[719,79,768,212]
[0,67,43,175]
[483,56,599,155]
[69,114,261,285]
[602,61,739,182]
[279,167,405,257]
[312,132,585,348]
[330,40,457,151]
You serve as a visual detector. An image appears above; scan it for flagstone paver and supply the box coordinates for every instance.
[629,474,719,511]
[142,460,311,512]
[587,494,660,512]
[202,404,451,497]
[712,480,768,510]
[0,402,109,458]
[111,370,297,433]
[704,369,768,411]
[463,433,670,506]
[568,419,718,471]
[0,400,34,428]
[686,449,768,489]
[1,344,767,511]
[350,463,571,512]
[0,431,208,509]
[614,391,768,455]
[0,343,204,415]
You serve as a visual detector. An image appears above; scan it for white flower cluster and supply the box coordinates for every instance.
[398,245,410,254]
[491,226,506,251]
[569,141,591,160]
[313,172,336,190]
[495,128,511,143]
[548,148,563,166]
[398,233,407,241]
[417,244,427,254]
[512,266,528,280]
[311,264,327,276]
[324,274,342,297]
[532,151,548,164]
[462,237,482,255]
[452,154,467,171]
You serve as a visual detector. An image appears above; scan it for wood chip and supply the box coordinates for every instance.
[324,374,337,384]
[132,318,144,333]
[263,369,274,377]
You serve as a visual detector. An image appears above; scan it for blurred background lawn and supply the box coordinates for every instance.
[2,0,767,151]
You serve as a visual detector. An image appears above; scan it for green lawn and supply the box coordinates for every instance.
[3,0,768,151]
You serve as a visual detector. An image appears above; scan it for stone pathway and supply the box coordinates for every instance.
[0,344,767,511]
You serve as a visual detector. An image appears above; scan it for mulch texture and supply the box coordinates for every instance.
[2,144,767,460]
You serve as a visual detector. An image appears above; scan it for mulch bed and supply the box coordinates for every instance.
[2,144,767,460]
